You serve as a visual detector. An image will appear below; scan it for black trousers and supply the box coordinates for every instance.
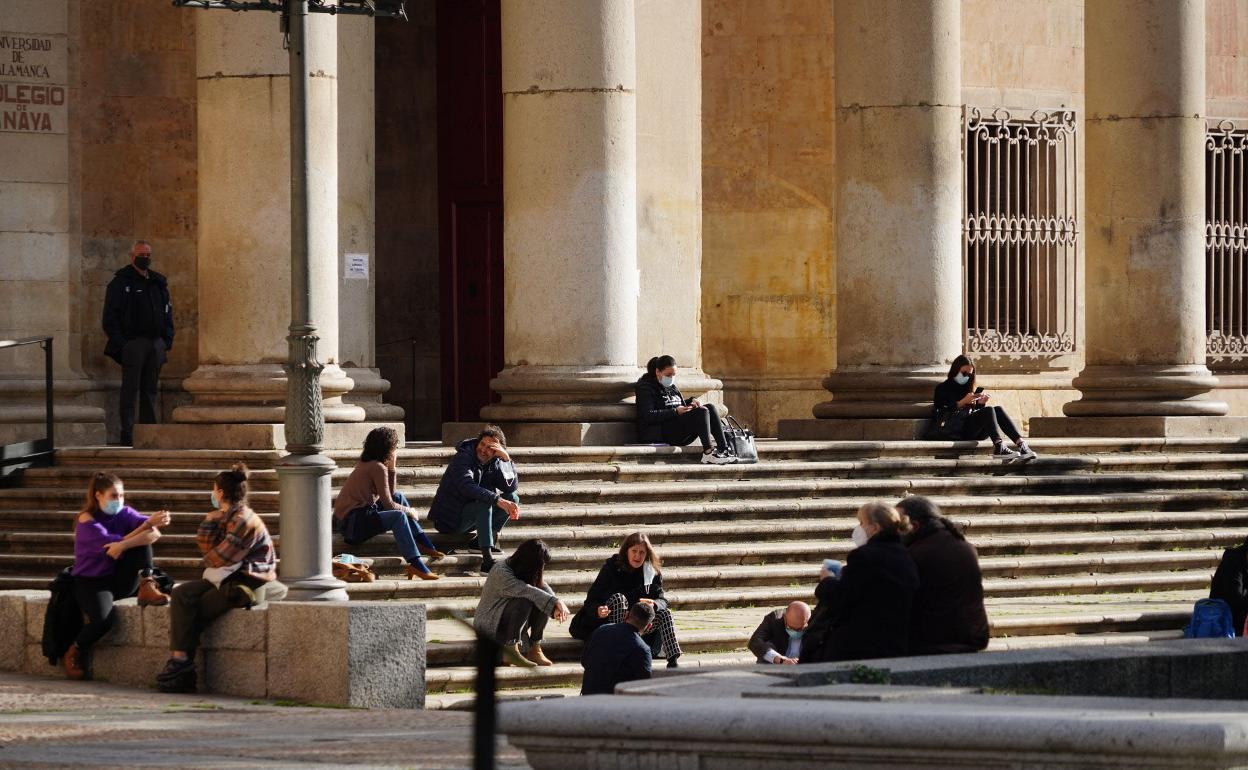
[661,403,727,451]
[169,574,267,657]
[71,545,154,650]
[962,406,1022,444]
[119,336,165,444]
[495,596,551,648]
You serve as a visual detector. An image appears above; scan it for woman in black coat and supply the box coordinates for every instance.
[635,354,735,464]
[932,354,1036,461]
[800,502,920,664]
[896,496,990,655]
[569,532,684,668]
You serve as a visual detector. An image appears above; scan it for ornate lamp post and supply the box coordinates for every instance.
[172,0,405,601]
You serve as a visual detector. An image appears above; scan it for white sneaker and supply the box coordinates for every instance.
[991,445,1019,461]
[701,450,736,465]
[1015,443,1037,461]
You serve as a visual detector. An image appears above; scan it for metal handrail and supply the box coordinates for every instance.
[0,336,55,480]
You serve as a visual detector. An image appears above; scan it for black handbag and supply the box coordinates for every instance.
[930,407,970,439]
[721,415,759,463]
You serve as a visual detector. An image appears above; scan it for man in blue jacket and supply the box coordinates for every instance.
[581,601,655,695]
[429,425,520,572]
[102,241,174,446]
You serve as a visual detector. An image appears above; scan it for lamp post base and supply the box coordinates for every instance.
[276,451,348,602]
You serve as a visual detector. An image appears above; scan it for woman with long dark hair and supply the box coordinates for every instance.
[635,354,735,464]
[65,472,171,680]
[932,354,1036,461]
[569,532,683,668]
[474,538,570,667]
[333,426,443,580]
[896,495,989,655]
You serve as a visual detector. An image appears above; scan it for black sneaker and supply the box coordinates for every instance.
[490,546,503,555]
[156,656,194,683]
[666,656,681,669]
[479,557,496,574]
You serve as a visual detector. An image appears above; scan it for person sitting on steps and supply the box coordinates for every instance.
[580,601,656,695]
[569,532,683,669]
[156,463,282,693]
[635,354,735,464]
[474,538,570,667]
[429,425,520,573]
[63,472,171,680]
[748,601,812,665]
[335,427,443,581]
[932,354,1037,462]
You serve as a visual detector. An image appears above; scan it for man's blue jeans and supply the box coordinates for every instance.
[457,492,519,550]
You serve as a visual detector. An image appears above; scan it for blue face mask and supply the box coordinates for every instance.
[954,373,970,385]
[660,375,675,388]
[101,499,122,517]
[211,491,221,510]
[785,627,805,640]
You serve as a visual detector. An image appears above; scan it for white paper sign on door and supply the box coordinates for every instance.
[344,253,369,280]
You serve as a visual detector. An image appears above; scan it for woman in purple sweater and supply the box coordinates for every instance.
[65,472,172,680]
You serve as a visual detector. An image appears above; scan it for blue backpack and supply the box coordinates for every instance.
[1184,598,1236,639]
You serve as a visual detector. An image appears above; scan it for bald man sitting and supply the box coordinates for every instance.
[748,601,811,665]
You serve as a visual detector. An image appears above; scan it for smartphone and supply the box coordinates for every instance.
[974,386,985,394]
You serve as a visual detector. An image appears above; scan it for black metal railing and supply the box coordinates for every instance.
[0,336,55,481]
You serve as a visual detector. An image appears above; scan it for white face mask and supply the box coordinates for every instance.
[954,373,970,385]
[659,375,675,388]
[851,524,869,548]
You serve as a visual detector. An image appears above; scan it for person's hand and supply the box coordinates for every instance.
[977,393,991,404]
[149,510,172,529]
[384,453,397,472]
[499,498,520,521]
[553,600,571,623]
[676,405,694,415]
[689,398,702,408]
[771,655,793,665]
[103,541,126,560]
[957,393,976,408]
[597,605,610,619]
[492,445,512,463]
[780,656,797,666]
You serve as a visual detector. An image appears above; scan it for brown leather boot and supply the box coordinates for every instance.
[137,576,170,607]
[417,544,447,562]
[524,643,554,667]
[502,643,537,668]
[404,563,439,581]
[63,644,86,680]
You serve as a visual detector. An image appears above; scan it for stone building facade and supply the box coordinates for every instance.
[1,0,1247,445]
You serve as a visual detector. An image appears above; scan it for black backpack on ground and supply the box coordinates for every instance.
[41,567,82,665]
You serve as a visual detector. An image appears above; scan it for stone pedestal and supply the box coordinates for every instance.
[781,0,963,442]
[480,0,640,442]
[172,10,365,431]
[1038,0,1227,437]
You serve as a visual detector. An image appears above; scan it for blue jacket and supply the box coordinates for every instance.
[429,438,519,530]
[102,265,174,363]
[580,622,652,695]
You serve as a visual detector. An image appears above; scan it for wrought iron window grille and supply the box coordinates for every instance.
[962,106,1078,358]
[1206,118,1248,365]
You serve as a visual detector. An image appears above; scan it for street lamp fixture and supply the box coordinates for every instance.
[172,0,407,18]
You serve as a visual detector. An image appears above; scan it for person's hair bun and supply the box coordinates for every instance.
[230,462,249,480]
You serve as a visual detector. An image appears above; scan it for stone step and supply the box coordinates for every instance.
[50,436,1248,472]
[420,628,1191,709]
[419,605,1193,692]
[25,452,1248,490]
[3,470,1244,513]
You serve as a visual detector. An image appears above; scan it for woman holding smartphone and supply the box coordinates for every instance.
[932,355,1036,461]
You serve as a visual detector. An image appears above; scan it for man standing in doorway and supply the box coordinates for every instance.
[103,241,174,446]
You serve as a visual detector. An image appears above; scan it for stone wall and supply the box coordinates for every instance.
[700,0,836,436]
[74,0,198,415]
[1208,0,1248,119]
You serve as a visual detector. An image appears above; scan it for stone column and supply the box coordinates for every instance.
[479,0,639,445]
[0,0,105,446]
[1032,0,1240,437]
[336,15,402,424]
[781,0,963,440]
[634,0,721,408]
[146,11,381,450]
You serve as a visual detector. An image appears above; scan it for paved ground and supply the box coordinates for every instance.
[0,673,530,770]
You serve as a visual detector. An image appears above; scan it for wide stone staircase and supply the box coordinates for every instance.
[2,437,1246,708]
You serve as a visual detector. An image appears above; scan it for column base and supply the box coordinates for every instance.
[1061,365,1228,417]
[1029,415,1248,438]
[172,364,366,424]
[812,367,949,419]
[342,367,405,422]
[134,421,405,450]
[442,420,637,447]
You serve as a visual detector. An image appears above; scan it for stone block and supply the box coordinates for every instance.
[778,418,931,441]
[22,643,50,677]
[91,644,167,688]
[1030,416,1248,438]
[1,0,69,34]
[267,600,425,709]
[143,606,172,649]
[24,597,47,645]
[0,181,69,233]
[0,592,32,671]
[203,649,267,699]
[200,607,267,652]
[97,601,144,648]
[0,133,69,184]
